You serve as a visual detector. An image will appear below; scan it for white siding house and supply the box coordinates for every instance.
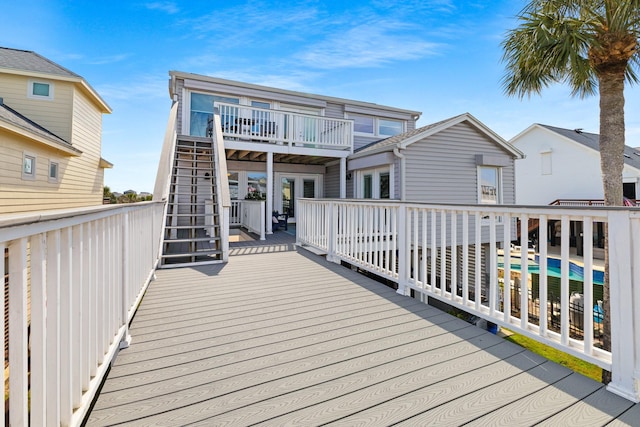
[511,124,640,205]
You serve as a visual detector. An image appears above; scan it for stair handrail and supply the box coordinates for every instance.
[211,106,231,261]
[153,102,179,202]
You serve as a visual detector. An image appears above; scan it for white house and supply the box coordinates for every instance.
[510,124,640,205]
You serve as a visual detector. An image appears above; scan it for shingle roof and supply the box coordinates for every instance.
[539,124,640,170]
[0,47,80,78]
[0,99,79,153]
[354,115,461,156]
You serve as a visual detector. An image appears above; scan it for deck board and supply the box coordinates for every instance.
[86,243,640,426]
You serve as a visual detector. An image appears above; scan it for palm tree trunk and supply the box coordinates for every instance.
[598,68,626,384]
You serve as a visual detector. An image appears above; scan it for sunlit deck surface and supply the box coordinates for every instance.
[87,231,640,426]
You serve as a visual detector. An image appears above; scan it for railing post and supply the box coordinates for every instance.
[396,204,409,296]
[120,211,132,350]
[326,201,339,263]
[606,210,640,402]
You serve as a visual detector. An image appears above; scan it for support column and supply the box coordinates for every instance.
[340,157,347,199]
[266,152,274,234]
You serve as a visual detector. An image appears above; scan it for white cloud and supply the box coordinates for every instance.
[87,53,132,65]
[144,2,179,14]
[297,21,444,69]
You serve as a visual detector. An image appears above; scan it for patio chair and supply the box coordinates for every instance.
[272,210,288,231]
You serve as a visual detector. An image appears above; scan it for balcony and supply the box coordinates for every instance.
[2,199,640,425]
[213,102,353,151]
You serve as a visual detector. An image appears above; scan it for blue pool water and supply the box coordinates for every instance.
[498,256,604,286]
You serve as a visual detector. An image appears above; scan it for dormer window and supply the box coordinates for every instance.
[28,80,54,100]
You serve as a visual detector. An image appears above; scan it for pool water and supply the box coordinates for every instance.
[498,255,604,286]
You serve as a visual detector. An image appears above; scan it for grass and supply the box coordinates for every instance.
[502,329,602,382]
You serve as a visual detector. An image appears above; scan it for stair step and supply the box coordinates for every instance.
[163,237,219,243]
[163,225,220,229]
[161,250,222,259]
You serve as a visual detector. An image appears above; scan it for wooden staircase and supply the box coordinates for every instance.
[160,137,223,267]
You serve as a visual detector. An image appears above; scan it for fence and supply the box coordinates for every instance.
[0,202,164,426]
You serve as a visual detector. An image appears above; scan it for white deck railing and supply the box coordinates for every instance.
[215,102,353,149]
[297,199,640,403]
[0,202,164,426]
[229,200,266,240]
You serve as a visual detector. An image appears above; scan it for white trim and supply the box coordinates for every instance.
[27,79,54,100]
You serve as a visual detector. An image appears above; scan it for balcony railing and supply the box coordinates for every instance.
[214,102,353,150]
[296,199,640,403]
[0,202,164,426]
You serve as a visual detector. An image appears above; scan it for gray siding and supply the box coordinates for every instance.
[404,122,516,204]
[325,102,344,120]
[324,163,341,198]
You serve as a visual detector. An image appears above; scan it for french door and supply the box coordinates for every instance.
[277,174,321,221]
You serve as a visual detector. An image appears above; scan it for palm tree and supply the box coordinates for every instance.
[501,0,640,384]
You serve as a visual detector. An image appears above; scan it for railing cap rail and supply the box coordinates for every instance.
[0,201,163,229]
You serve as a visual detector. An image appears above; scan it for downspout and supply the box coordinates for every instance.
[393,147,406,201]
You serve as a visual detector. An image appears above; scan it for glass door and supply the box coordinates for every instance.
[278,174,320,221]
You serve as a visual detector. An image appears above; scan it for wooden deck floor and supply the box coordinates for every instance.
[87,238,640,426]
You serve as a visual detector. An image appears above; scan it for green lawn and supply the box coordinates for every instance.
[502,329,602,382]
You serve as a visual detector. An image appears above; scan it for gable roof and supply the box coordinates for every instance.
[0,98,81,155]
[0,47,111,113]
[515,124,640,170]
[350,113,524,159]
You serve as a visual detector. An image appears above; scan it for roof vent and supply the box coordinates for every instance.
[0,97,3,105]
[574,128,583,134]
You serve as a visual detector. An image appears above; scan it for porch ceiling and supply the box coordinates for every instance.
[225,149,335,165]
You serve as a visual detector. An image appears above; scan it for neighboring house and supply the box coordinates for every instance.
[510,123,640,205]
[0,47,112,214]
[348,113,523,205]
[508,123,640,258]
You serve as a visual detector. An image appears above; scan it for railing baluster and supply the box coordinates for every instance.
[8,238,29,427]
[583,218,594,355]
[489,214,497,317]
[520,214,529,329]
[503,214,511,323]
[560,215,570,345]
[60,227,73,425]
[539,215,548,337]
[46,230,61,426]
[30,234,47,425]
[462,211,469,306]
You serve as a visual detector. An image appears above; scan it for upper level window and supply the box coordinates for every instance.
[350,114,403,137]
[378,119,403,137]
[353,115,374,134]
[190,92,239,137]
[28,80,54,100]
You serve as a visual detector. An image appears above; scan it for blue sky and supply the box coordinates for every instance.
[3,1,640,193]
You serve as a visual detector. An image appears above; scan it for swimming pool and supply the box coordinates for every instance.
[498,255,604,286]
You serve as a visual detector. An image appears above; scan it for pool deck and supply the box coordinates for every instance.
[85,233,639,426]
